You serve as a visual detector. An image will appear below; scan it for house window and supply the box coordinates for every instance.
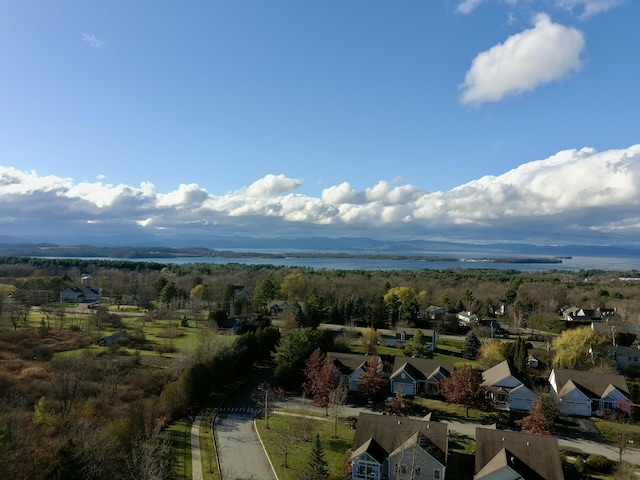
[631,356,638,363]
[433,469,441,479]
[413,466,421,476]
[497,393,508,403]
[395,463,407,475]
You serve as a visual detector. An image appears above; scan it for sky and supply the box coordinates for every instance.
[1,0,639,247]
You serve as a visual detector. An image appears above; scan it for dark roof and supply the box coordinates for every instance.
[352,413,448,465]
[351,437,387,464]
[391,357,454,381]
[553,369,629,397]
[475,428,564,480]
[327,352,369,374]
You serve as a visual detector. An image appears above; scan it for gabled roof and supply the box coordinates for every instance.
[389,431,447,465]
[553,369,629,398]
[482,360,527,388]
[390,357,454,382]
[352,413,448,466]
[327,352,371,374]
[351,437,387,464]
[475,428,564,480]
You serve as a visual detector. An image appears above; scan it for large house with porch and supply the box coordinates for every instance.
[351,413,448,480]
[60,286,101,303]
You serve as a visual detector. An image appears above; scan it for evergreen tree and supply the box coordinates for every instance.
[301,434,329,480]
[462,331,481,360]
[514,337,528,370]
[404,330,430,358]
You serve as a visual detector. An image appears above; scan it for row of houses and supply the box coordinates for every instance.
[328,352,632,417]
[350,413,564,480]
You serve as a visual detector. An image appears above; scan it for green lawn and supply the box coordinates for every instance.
[167,418,193,480]
[198,409,220,480]
[593,419,640,446]
[256,414,354,480]
[413,397,506,424]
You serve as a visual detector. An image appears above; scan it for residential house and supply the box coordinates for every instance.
[549,368,631,416]
[215,313,263,335]
[474,427,564,480]
[456,311,478,326]
[607,345,640,370]
[482,361,536,411]
[60,286,101,303]
[327,352,383,392]
[561,306,602,323]
[351,413,448,480]
[389,357,453,397]
[394,328,439,352]
[424,306,445,322]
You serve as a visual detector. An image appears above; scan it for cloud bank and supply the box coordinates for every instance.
[460,14,585,105]
[1,145,640,245]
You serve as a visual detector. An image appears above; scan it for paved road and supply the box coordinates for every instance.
[214,382,276,480]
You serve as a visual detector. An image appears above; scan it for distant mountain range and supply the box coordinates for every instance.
[1,234,639,259]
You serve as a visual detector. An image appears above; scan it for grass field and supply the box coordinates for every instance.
[167,418,193,480]
[256,414,354,480]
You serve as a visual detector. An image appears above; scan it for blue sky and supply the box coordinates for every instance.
[1,0,639,246]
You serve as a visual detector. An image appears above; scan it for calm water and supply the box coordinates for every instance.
[114,254,640,272]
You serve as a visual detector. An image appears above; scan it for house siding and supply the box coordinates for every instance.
[388,444,445,480]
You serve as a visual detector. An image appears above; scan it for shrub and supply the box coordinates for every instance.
[586,454,614,474]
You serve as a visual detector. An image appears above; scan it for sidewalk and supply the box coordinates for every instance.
[191,415,203,480]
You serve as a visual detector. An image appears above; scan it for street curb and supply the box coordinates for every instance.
[254,418,280,480]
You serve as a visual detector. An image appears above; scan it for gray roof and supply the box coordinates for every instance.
[391,357,453,382]
[352,413,448,465]
[475,428,564,480]
[327,352,370,374]
[553,368,629,397]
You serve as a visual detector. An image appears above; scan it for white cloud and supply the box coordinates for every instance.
[2,145,640,244]
[321,182,362,205]
[459,13,585,105]
[556,0,624,18]
[245,174,302,197]
[457,0,486,14]
[82,33,106,48]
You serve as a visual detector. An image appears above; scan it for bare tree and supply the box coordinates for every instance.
[328,384,349,438]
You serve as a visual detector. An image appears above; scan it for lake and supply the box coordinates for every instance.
[102,253,640,273]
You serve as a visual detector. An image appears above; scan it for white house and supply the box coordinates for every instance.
[549,368,631,416]
[482,361,536,411]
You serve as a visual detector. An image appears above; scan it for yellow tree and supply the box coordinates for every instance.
[383,286,415,305]
[477,339,506,369]
[361,327,381,353]
[552,327,605,370]
[280,273,307,301]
